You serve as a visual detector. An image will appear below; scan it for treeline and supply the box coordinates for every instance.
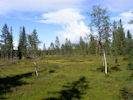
[0,15,133,60]
[0,19,133,60]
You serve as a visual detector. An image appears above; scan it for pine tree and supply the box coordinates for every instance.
[64,38,69,57]
[0,24,12,59]
[112,21,118,66]
[117,19,126,56]
[103,23,111,56]
[79,36,85,57]
[88,34,96,54]
[61,44,65,56]
[5,31,13,59]
[126,30,132,54]
[55,36,60,55]
[127,49,133,70]
[18,26,27,59]
[68,39,72,56]
[50,42,54,59]
[10,26,13,59]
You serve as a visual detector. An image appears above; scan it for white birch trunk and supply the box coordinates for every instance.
[34,61,38,77]
[33,54,38,77]
[103,50,107,74]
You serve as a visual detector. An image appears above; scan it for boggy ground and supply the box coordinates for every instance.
[0,55,132,100]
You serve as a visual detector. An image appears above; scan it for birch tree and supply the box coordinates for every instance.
[28,29,41,77]
[50,42,54,59]
[88,5,111,74]
[55,36,60,55]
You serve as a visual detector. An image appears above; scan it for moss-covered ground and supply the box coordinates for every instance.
[0,55,132,100]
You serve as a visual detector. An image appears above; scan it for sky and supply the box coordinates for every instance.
[0,0,133,49]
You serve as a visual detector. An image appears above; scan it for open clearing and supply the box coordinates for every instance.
[0,55,132,100]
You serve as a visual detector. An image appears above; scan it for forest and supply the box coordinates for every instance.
[0,5,133,100]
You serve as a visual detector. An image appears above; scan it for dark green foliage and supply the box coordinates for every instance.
[126,30,133,54]
[64,38,72,56]
[79,36,85,57]
[0,24,13,59]
[88,34,96,55]
[117,19,126,55]
[55,36,60,55]
[18,26,27,59]
[61,44,65,56]
[127,49,133,70]
[50,42,54,59]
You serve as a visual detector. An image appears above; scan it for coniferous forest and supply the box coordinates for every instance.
[0,5,133,100]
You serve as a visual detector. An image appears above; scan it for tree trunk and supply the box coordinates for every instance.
[34,61,38,77]
[99,37,108,74]
[10,48,12,59]
[33,54,38,77]
[103,50,107,74]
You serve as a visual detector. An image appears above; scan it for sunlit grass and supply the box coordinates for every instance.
[0,55,132,100]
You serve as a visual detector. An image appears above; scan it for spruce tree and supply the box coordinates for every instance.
[126,30,132,54]
[50,42,54,59]
[88,34,96,55]
[79,36,85,57]
[64,38,69,57]
[18,26,27,59]
[0,24,12,59]
[55,36,60,55]
[61,44,65,56]
[112,21,118,66]
[127,49,133,70]
[117,19,126,55]
[10,26,13,59]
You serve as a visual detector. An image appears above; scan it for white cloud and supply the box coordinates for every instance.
[37,8,90,44]
[111,10,133,34]
[13,40,18,47]
[111,10,133,22]
[57,21,90,43]
[38,8,85,24]
[0,0,84,15]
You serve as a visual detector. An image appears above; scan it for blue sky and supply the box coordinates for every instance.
[0,0,133,49]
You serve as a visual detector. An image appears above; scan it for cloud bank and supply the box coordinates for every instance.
[38,8,85,25]
[0,0,84,15]
[38,8,90,43]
